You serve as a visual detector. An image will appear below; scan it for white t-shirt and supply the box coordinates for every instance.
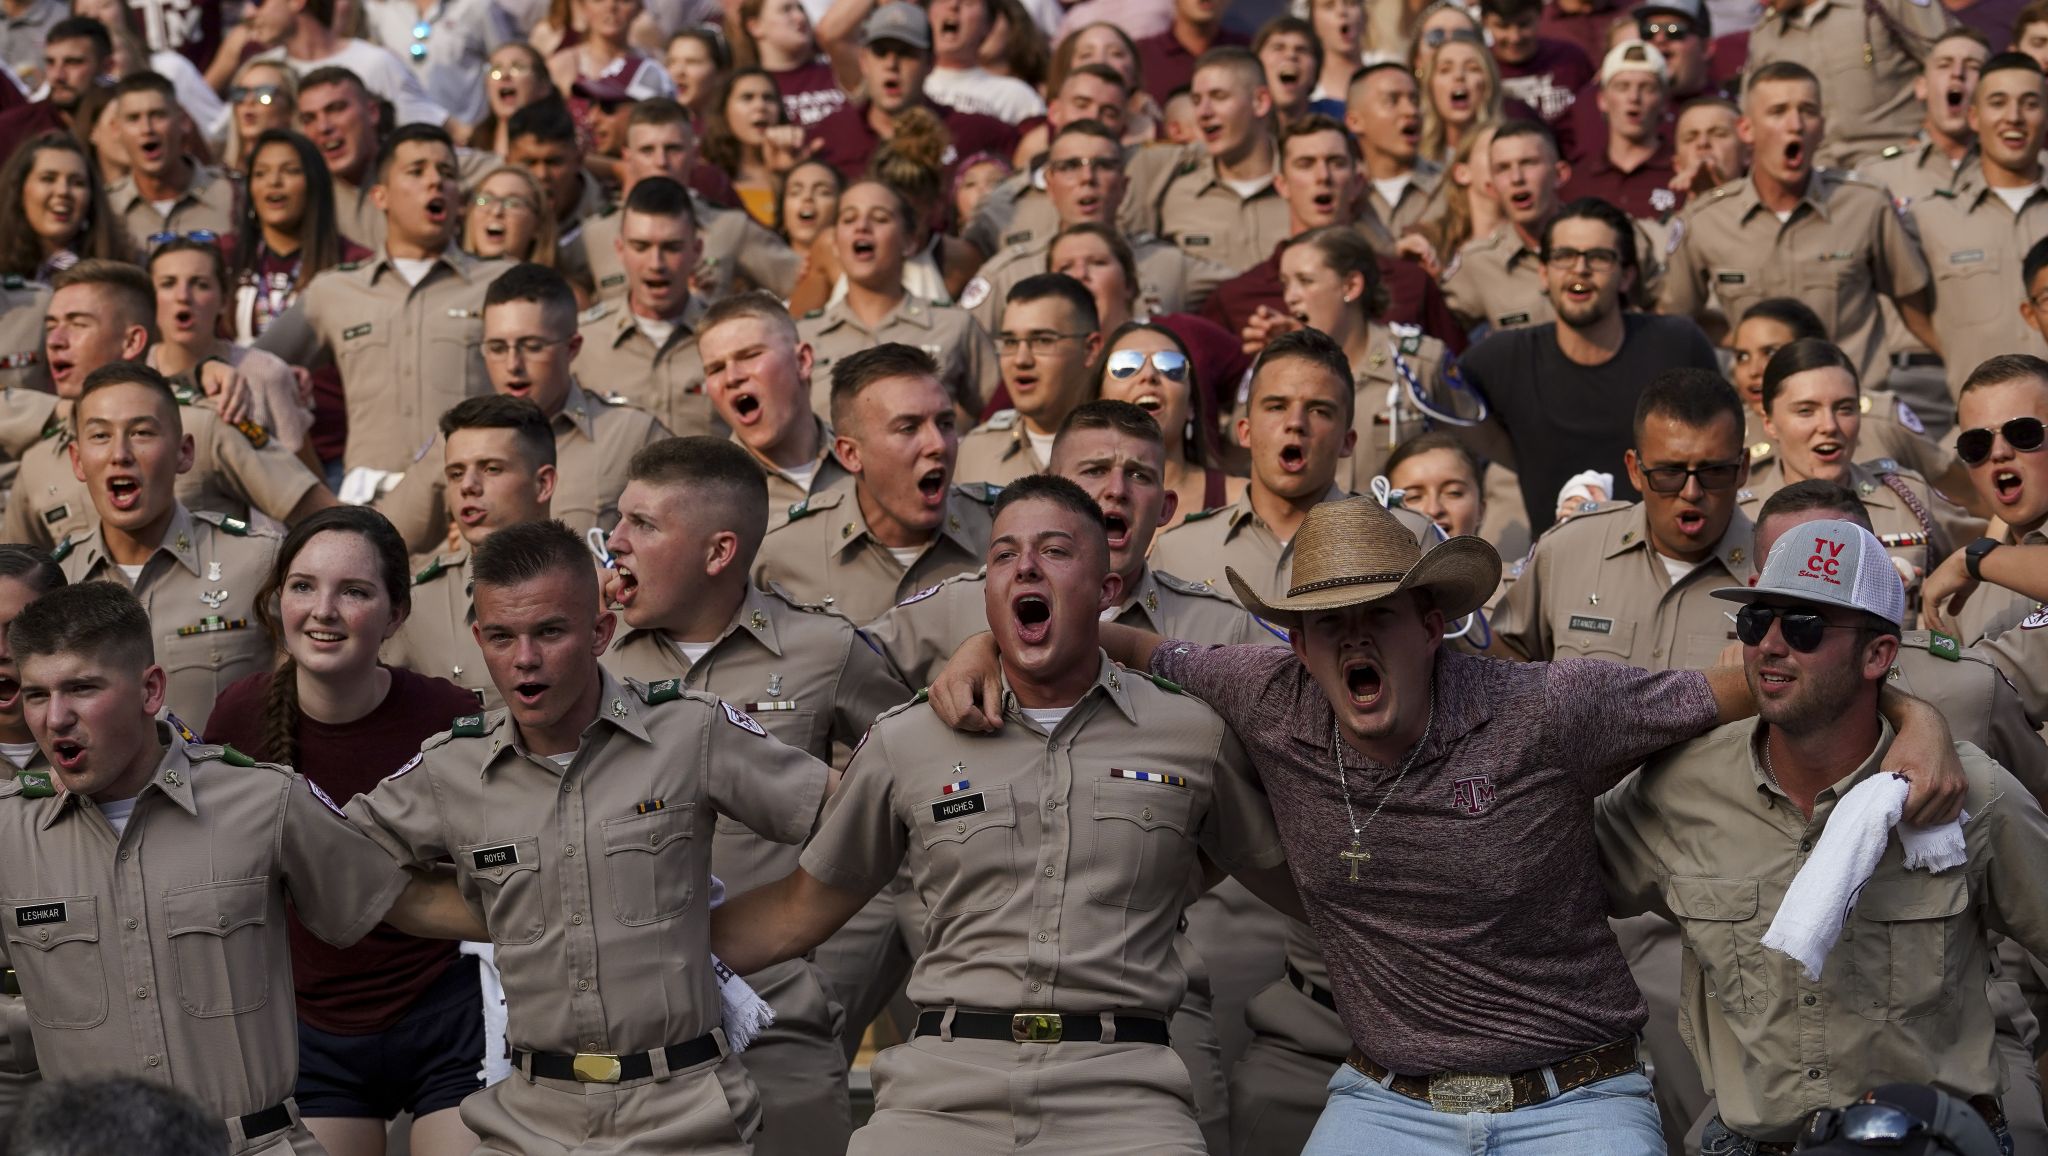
[546,751,575,769]
[1223,175,1275,200]
[117,564,145,583]
[100,796,137,837]
[1659,552,1704,585]
[1025,428,1056,467]
[1992,184,2040,214]
[1370,176,1411,209]
[149,198,178,217]
[1021,706,1071,731]
[673,640,714,666]
[887,546,924,569]
[635,315,678,349]
[391,257,436,286]
[0,741,38,770]
[923,66,1047,125]
[258,38,453,126]
[780,458,820,494]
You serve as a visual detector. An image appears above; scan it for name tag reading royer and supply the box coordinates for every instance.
[471,844,520,870]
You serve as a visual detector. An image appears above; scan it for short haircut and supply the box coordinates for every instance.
[1756,478,1874,538]
[45,16,112,60]
[700,289,799,345]
[1051,117,1122,148]
[1385,429,1483,487]
[375,122,455,184]
[51,259,154,334]
[298,65,370,99]
[1254,15,1323,59]
[508,98,579,146]
[626,436,771,554]
[1280,112,1362,162]
[829,343,940,431]
[76,361,182,432]
[1746,60,1821,101]
[992,472,1109,533]
[626,97,694,133]
[111,71,177,105]
[1633,367,1744,447]
[470,519,595,597]
[440,394,557,469]
[8,580,154,670]
[1004,272,1099,332]
[1193,45,1266,90]
[485,263,579,336]
[1064,62,1132,98]
[2019,0,2048,37]
[623,175,699,227]
[1541,197,1639,274]
[1491,117,1560,158]
[1049,222,1138,298]
[1960,352,2048,396]
[13,1076,224,1156]
[1480,0,1543,20]
[2025,235,2048,293]
[1349,60,1415,96]
[0,545,66,596]
[1055,398,1164,451]
[1936,26,1995,56]
[1676,94,1740,123]
[1980,49,2041,86]
[1761,337,1858,412]
[1741,296,1827,340]
[1251,327,1355,423]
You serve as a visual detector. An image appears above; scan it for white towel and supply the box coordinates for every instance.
[1761,772,1969,980]
[1555,471,1614,518]
[709,875,776,1052]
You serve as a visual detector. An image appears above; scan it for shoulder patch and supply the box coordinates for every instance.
[895,582,944,607]
[721,700,767,735]
[387,751,424,780]
[634,677,684,704]
[16,770,54,798]
[953,481,1001,504]
[451,713,488,737]
[1894,399,1926,435]
[957,277,992,310]
[1180,506,1226,523]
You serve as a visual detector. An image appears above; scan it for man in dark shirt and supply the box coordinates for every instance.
[1483,0,1595,126]
[1559,41,1679,219]
[1540,0,1638,66]
[806,3,1016,183]
[1137,0,1250,105]
[0,15,108,160]
[1452,197,1720,531]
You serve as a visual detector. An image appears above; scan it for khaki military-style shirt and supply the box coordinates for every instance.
[1157,153,1294,276]
[863,563,1259,688]
[1442,225,1555,333]
[1341,322,1450,493]
[800,654,1284,1014]
[345,669,830,1056]
[1859,140,1971,210]
[333,179,386,254]
[959,233,1230,336]
[1743,396,1958,491]
[55,506,278,732]
[1661,171,1932,385]
[572,296,717,439]
[602,582,910,893]
[1149,484,1343,609]
[0,384,57,506]
[1491,500,1756,669]
[1598,718,2048,1140]
[106,163,236,256]
[1948,526,2046,645]
[960,146,1185,258]
[1906,177,2048,398]
[568,196,802,305]
[374,381,670,554]
[741,418,852,528]
[1744,0,1954,171]
[1738,459,1963,597]
[1359,163,1446,254]
[255,247,509,474]
[0,746,47,1082]
[0,723,407,1119]
[1971,596,2048,728]
[0,278,50,394]
[1887,629,2048,801]
[798,294,999,419]
[384,545,492,709]
[752,477,997,623]
[951,410,1046,489]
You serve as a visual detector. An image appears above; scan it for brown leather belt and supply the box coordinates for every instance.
[1732,1095,2007,1154]
[1345,1037,1641,1113]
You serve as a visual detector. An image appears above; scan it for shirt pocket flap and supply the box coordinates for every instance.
[163,877,270,938]
[1669,877,1759,921]
[1093,778,1194,834]
[4,896,98,950]
[602,804,696,857]
[1855,874,1968,922]
[919,784,1017,847]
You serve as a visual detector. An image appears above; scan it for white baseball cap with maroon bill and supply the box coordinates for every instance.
[1711,518,1906,628]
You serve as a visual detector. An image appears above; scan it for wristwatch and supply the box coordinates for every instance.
[1964,537,2001,582]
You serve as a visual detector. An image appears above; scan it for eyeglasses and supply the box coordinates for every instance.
[474,192,537,214]
[1955,415,2046,465]
[482,336,570,359]
[1543,246,1621,271]
[146,230,219,248]
[1637,19,1696,39]
[997,331,1090,358]
[1734,604,1868,652]
[1796,1101,1952,1151]
[230,84,284,105]
[409,21,431,61]
[1106,348,1188,381]
[1048,155,1123,177]
[488,62,535,81]
[1638,459,1745,493]
[1422,26,1482,47]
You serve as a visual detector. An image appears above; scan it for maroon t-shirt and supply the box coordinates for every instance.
[1949,0,2028,50]
[1200,248,1469,356]
[1135,26,1251,105]
[1559,141,1680,219]
[1496,38,1594,126]
[1538,0,1639,68]
[806,99,1018,183]
[773,58,848,127]
[206,666,483,1035]
[127,0,224,72]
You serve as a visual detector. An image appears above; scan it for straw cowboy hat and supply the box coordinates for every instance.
[1226,498,1502,630]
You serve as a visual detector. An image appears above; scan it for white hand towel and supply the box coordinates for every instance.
[1761,772,1968,980]
[709,875,776,1052]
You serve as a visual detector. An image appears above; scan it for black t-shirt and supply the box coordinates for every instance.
[1455,312,1721,533]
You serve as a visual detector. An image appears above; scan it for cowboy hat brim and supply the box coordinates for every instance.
[1226,535,1502,632]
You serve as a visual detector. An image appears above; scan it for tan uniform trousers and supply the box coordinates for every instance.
[737,958,853,1156]
[1991,938,2048,1156]
[238,1122,325,1156]
[1614,913,1708,1156]
[462,1052,759,1156]
[1170,933,1230,1156]
[856,1033,1206,1155]
[1228,969,1351,1155]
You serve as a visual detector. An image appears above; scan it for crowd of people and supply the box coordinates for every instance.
[0,0,2043,1152]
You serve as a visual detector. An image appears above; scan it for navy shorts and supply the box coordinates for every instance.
[295,953,486,1120]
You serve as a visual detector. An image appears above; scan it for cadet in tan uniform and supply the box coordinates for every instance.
[1659,62,1938,385]
[254,124,509,487]
[1927,354,2048,644]
[955,276,1103,488]
[570,177,716,439]
[375,264,670,554]
[1157,50,1294,275]
[0,547,64,1136]
[347,519,831,1155]
[754,345,997,623]
[600,437,909,1156]
[0,277,51,394]
[296,68,390,254]
[0,580,476,1156]
[711,475,1297,1156]
[1348,64,1444,254]
[1856,29,1989,210]
[698,294,850,523]
[1442,121,1569,334]
[103,74,236,255]
[51,365,281,733]
[1743,0,1955,171]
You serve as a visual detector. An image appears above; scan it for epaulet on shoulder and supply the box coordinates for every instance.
[1870,457,1902,474]
[784,488,843,522]
[168,379,203,406]
[413,554,455,585]
[0,274,26,291]
[187,743,264,769]
[982,409,1021,431]
[0,777,24,800]
[580,301,614,324]
[765,580,839,615]
[1539,499,1631,541]
[628,676,687,705]
[1879,144,1906,159]
[953,481,1001,504]
[1700,179,1746,206]
[50,534,75,563]
[1135,669,1185,694]
[877,687,931,721]
[192,510,253,536]
[596,392,632,406]
[336,260,363,272]
[1179,506,1227,524]
[1154,570,1226,600]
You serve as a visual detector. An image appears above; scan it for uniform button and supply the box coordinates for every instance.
[36,930,47,942]
[1802,994,1817,1006]
[1044,866,1055,877]
[217,915,228,928]
[118,850,129,861]
[1036,932,1048,942]
[571,914,583,925]
[136,987,147,1000]
[565,846,575,857]
[146,1055,159,1067]
[1806,1068,1821,1080]
[1141,807,1153,821]
[124,919,137,930]
[955,822,966,833]
[1029,982,1041,992]
[578,980,590,991]
[649,834,659,845]
[1799,839,1812,852]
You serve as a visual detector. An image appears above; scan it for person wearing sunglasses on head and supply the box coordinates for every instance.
[104,73,236,258]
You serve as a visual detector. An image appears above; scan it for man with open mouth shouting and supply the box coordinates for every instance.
[710,472,1299,1155]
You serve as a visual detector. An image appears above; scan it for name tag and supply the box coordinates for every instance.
[1003,231,1034,247]
[600,274,626,288]
[471,844,520,870]
[41,505,66,525]
[1948,249,1985,265]
[14,902,65,926]
[932,793,986,822]
[343,323,372,340]
[1714,271,1747,285]
[1182,234,1212,246]
[1568,614,1614,634]
[1498,312,1530,327]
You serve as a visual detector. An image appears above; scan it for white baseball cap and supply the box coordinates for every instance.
[1711,518,1906,628]
[1601,40,1669,87]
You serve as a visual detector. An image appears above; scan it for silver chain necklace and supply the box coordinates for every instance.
[1332,692,1436,882]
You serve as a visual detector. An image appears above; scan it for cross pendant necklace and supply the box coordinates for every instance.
[1333,692,1436,881]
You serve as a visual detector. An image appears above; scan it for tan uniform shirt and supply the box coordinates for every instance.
[1491,500,1756,669]
[1661,171,1933,385]
[1744,0,1954,171]
[752,476,997,624]
[1359,164,1447,254]
[1442,225,1555,333]
[951,410,1047,488]
[960,146,1185,257]
[800,654,1285,1014]
[864,563,1259,688]
[0,746,47,1082]
[374,381,670,554]
[106,163,236,257]
[1157,154,1294,276]
[0,385,57,507]
[743,419,852,529]
[798,295,999,419]
[1906,177,2048,398]
[1971,594,2048,727]
[384,545,492,709]
[1738,459,1961,592]
[55,506,278,732]
[572,296,717,440]
[1888,628,2048,801]
[1859,139,1970,210]
[0,724,407,1119]
[958,234,1231,336]
[0,279,50,394]
[344,670,830,1056]
[1342,322,1450,493]
[601,583,910,893]
[254,248,510,474]
[333,178,386,254]
[1598,719,2048,1140]
[568,196,803,305]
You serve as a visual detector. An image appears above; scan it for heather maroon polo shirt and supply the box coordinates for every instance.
[1559,141,1680,219]
[1200,247,1469,356]
[773,58,849,127]
[1136,25,1251,105]
[806,98,1018,183]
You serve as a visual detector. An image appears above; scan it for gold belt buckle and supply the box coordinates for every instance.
[1011,1012,1062,1043]
[1426,1072,1513,1114]
[571,1053,623,1083]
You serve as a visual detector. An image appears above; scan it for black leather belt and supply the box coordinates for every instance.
[1285,962,1336,1011]
[1892,352,1943,368]
[236,1103,291,1140]
[0,968,17,997]
[514,1033,721,1083]
[914,1009,1171,1045]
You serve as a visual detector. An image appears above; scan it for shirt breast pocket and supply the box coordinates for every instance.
[1083,778,1196,911]
[602,805,696,926]
[1669,876,1769,1017]
[1843,874,1968,1021]
[1553,616,1637,663]
[3,896,104,1029]
[917,784,1018,918]
[461,836,546,945]
[427,323,486,407]
[337,325,395,404]
[163,877,270,1018]
[161,626,265,706]
[1795,252,1865,326]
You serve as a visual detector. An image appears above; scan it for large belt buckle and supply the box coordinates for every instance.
[1426,1072,1513,1114]
[571,1053,623,1083]
[1011,1012,1063,1043]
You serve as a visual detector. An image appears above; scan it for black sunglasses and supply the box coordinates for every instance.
[1422,26,1482,47]
[1638,18,1696,38]
[1639,460,1744,493]
[1796,1101,1965,1153]
[1955,415,2046,466]
[1734,604,1867,652]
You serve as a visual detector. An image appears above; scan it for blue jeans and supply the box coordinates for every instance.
[1304,1062,1666,1155]
[1700,1113,2014,1156]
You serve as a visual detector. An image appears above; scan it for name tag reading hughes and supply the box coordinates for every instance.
[932,793,987,822]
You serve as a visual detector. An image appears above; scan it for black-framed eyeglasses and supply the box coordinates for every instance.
[1795,1101,1963,1152]
[1422,26,1482,47]
[1639,459,1744,493]
[1955,415,2046,465]
[1048,155,1123,177]
[229,84,284,105]
[147,230,219,248]
[997,331,1090,358]
[481,336,571,359]
[1543,246,1621,271]
[1638,18,1696,39]
[474,192,537,214]
[1734,604,1868,652]
[1106,348,1188,381]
